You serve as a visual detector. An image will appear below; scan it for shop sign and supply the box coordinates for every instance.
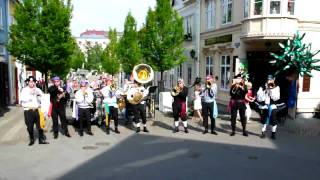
[205,34,232,46]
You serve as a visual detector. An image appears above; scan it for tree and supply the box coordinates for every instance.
[70,44,85,70]
[271,32,320,80]
[8,0,75,90]
[118,12,142,75]
[84,42,104,72]
[140,0,186,90]
[101,28,120,76]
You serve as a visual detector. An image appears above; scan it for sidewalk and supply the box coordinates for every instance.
[216,103,320,137]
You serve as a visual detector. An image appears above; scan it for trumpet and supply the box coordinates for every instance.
[267,82,275,89]
[110,83,117,92]
[206,80,212,89]
[171,86,182,97]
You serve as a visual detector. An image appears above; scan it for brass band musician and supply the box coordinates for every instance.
[75,81,94,136]
[229,75,248,136]
[127,81,149,133]
[48,76,71,139]
[257,75,281,139]
[20,76,49,145]
[100,78,121,134]
[171,79,189,133]
[201,75,218,135]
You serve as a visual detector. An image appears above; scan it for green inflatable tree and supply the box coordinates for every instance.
[270,32,320,79]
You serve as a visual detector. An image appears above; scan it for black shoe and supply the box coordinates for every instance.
[79,132,84,137]
[87,131,93,136]
[271,132,276,140]
[260,132,266,139]
[136,127,141,133]
[65,132,71,138]
[211,131,218,135]
[28,139,35,146]
[243,131,248,137]
[54,133,58,139]
[39,140,49,144]
[143,127,149,133]
[203,128,208,134]
[106,127,110,135]
[184,127,189,133]
[174,127,179,133]
[230,132,235,136]
[115,127,120,134]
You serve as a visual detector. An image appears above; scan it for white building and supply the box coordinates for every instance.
[199,0,320,118]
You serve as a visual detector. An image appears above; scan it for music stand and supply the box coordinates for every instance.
[148,86,158,94]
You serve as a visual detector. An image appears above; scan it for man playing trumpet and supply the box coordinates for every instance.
[201,75,218,135]
[48,76,71,139]
[100,78,121,134]
[171,79,189,133]
[257,75,281,139]
[75,81,94,136]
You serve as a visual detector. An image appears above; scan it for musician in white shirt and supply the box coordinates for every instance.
[100,78,121,134]
[20,76,49,146]
[127,81,149,133]
[75,81,94,136]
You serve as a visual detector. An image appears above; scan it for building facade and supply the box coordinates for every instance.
[200,0,320,117]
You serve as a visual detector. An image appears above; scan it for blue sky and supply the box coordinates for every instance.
[71,0,156,36]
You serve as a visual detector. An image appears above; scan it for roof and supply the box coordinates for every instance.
[80,30,107,38]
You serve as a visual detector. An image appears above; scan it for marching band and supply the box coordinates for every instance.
[19,64,286,146]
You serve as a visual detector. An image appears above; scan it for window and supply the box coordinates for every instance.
[254,0,263,15]
[288,0,295,15]
[222,0,232,24]
[270,0,281,14]
[206,56,214,76]
[220,55,231,90]
[187,66,192,85]
[184,15,192,35]
[206,0,215,29]
[244,0,249,18]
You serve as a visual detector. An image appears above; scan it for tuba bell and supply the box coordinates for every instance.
[132,64,154,84]
[127,64,154,105]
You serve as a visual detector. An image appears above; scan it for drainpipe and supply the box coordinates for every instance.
[196,0,201,77]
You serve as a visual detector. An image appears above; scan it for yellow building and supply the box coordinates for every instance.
[199,0,320,118]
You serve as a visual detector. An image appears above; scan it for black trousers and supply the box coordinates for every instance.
[172,101,187,121]
[202,102,215,130]
[24,110,44,140]
[78,108,91,132]
[230,101,247,132]
[52,105,68,134]
[132,104,147,124]
[106,106,119,127]
[261,108,279,126]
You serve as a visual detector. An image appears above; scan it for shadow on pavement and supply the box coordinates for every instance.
[58,133,320,180]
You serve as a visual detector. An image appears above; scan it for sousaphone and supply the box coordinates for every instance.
[127,64,154,105]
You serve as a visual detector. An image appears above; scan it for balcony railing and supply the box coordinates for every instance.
[241,16,298,40]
